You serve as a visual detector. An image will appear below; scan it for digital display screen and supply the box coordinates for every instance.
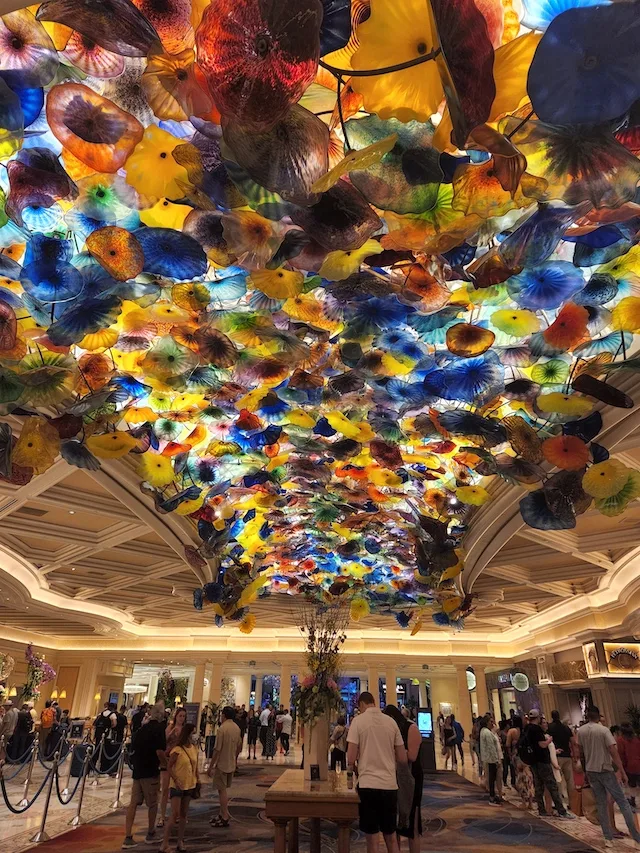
[417,710,433,737]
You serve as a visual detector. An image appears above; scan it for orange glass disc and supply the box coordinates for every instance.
[86,226,145,281]
[46,83,144,173]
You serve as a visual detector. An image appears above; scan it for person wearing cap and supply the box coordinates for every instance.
[577,706,640,849]
[524,709,575,819]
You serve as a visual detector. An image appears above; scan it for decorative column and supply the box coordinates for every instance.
[474,666,490,716]
[253,673,264,707]
[208,663,223,705]
[147,673,159,706]
[73,659,101,718]
[367,665,379,704]
[279,663,291,710]
[190,663,206,705]
[385,667,397,708]
[455,666,473,736]
[418,680,428,708]
[234,673,252,708]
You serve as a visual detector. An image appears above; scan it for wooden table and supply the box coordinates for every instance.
[265,769,359,853]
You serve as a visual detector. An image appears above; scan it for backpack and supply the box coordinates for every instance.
[517,727,535,766]
[41,707,55,728]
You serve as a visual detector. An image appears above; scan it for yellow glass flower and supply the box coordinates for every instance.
[13,417,60,475]
[239,613,257,634]
[536,393,593,415]
[249,268,305,299]
[138,452,175,487]
[434,32,542,152]
[611,296,640,332]
[350,596,370,621]
[456,485,491,506]
[319,239,384,281]
[139,199,191,230]
[123,407,158,424]
[86,431,139,458]
[311,134,397,193]
[124,125,190,199]
[175,495,205,515]
[582,459,631,499]
[595,471,640,517]
[351,0,443,122]
[490,309,540,336]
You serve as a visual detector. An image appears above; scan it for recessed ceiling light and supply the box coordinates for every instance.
[68,510,75,515]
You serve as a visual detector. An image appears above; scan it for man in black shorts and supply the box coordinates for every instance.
[347,692,406,853]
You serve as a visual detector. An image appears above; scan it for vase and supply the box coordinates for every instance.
[303,711,330,781]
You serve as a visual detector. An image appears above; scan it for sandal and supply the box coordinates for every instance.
[209,816,230,828]
[156,819,165,828]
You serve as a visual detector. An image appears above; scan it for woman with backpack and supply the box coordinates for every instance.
[509,715,534,810]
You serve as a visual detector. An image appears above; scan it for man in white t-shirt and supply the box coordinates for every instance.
[259,705,271,757]
[279,710,293,755]
[347,692,406,853]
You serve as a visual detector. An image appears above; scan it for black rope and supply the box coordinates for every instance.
[88,742,123,776]
[0,764,53,814]
[54,758,85,806]
[0,743,36,781]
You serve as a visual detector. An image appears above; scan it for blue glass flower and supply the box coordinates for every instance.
[522,0,609,30]
[133,227,207,280]
[507,261,584,309]
[442,351,505,405]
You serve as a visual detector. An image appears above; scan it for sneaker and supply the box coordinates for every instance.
[144,831,156,843]
[121,839,138,849]
[558,812,577,820]
[538,811,549,817]
[489,797,500,805]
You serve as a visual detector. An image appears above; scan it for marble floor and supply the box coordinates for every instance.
[1,745,133,852]
[0,739,636,852]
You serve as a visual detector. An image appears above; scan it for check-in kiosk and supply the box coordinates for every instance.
[417,708,437,773]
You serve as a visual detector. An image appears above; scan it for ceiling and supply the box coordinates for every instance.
[1,423,640,644]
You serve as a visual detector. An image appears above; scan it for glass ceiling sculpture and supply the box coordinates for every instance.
[0,0,639,634]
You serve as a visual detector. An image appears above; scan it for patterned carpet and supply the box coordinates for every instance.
[25,764,599,852]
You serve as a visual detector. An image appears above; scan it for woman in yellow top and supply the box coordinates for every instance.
[160,722,199,853]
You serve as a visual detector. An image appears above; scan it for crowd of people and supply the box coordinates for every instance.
[0,697,73,761]
[445,705,640,849]
[8,687,640,853]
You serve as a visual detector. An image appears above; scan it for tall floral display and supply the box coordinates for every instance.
[294,604,347,780]
[20,644,56,703]
[0,652,15,702]
[155,668,189,709]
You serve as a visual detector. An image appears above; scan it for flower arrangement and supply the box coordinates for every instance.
[293,603,348,725]
[0,652,15,682]
[21,644,56,703]
[155,668,189,709]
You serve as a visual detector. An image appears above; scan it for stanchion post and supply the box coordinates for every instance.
[110,742,126,810]
[69,745,93,828]
[90,739,103,786]
[18,739,39,808]
[61,742,75,797]
[28,748,59,844]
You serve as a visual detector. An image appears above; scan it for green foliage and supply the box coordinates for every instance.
[625,703,640,735]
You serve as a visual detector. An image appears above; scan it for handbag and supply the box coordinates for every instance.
[192,781,202,800]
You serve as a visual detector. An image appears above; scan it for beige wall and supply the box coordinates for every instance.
[429,673,458,716]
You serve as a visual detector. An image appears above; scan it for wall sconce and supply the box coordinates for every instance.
[59,689,67,700]
[51,689,58,700]
[9,686,17,697]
